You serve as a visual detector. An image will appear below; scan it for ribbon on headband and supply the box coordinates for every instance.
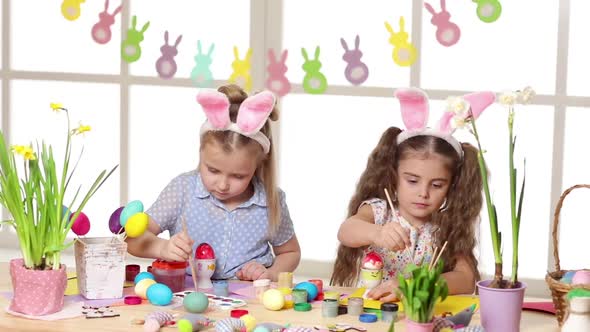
[395,87,496,158]
[197,89,276,154]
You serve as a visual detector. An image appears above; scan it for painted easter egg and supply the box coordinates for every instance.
[262,289,285,311]
[134,271,155,284]
[362,251,384,270]
[294,281,318,302]
[70,212,90,236]
[109,206,124,234]
[120,200,144,227]
[61,205,71,220]
[125,212,149,238]
[240,314,257,332]
[135,278,156,299]
[183,292,209,313]
[195,243,215,259]
[561,270,577,283]
[572,270,590,285]
[146,283,173,306]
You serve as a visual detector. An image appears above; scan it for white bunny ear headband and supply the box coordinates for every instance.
[196,89,276,154]
[395,87,496,158]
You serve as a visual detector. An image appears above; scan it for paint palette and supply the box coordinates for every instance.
[173,291,247,310]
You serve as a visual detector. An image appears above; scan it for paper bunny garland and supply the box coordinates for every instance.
[196,89,276,154]
[395,87,496,158]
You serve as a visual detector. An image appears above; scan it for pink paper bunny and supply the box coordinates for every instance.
[91,0,122,45]
[424,0,461,47]
[156,31,182,79]
[340,35,369,86]
[266,49,291,97]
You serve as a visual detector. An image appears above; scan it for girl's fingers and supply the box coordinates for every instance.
[380,293,399,302]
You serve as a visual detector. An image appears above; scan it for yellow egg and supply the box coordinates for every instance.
[135,278,156,299]
[262,289,285,311]
[277,287,292,295]
[283,300,294,309]
[125,212,149,238]
[240,314,257,332]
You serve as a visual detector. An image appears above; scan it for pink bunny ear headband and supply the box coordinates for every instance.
[395,87,496,158]
[196,89,276,154]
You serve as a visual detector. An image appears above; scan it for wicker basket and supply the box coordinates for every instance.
[545,184,590,326]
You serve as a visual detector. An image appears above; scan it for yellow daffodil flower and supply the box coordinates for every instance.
[11,145,36,160]
[50,103,63,112]
[23,147,36,160]
[74,123,91,135]
[11,145,25,154]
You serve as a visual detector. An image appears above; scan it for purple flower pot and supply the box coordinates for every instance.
[477,279,527,332]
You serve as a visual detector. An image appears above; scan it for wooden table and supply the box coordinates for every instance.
[0,262,559,331]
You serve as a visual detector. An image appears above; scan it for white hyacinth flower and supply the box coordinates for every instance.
[518,86,535,104]
[451,115,467,130]
[446,96,470,117]
[498,90,518,106]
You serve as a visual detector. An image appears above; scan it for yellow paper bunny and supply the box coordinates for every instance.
[229,46,252,92]
[385,17,418,67]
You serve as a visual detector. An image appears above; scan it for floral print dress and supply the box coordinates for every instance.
[361,198,438,282]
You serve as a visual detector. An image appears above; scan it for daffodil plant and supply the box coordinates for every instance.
[396,260,449,323]
[0,103,118,270]
[468,87,535,288]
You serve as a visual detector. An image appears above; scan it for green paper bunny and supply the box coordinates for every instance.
[190,40,215,88]
[121,16,150,63]
[301,46,327,94]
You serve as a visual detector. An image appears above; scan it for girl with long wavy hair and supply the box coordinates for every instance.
[331,87,495,301]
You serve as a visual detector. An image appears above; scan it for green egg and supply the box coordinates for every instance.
[183,292,209,313]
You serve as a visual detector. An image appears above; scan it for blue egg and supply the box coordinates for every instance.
[62,205,71,219]
[134,271,155,284]
[146,283,173,306]
[120,200,144,227]
[294,281,318,302]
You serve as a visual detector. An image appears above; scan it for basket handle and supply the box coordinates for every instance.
[552,184,590,272]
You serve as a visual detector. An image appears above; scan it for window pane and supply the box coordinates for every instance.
[12,0,120,74]
[421,1,558,95]
[279,94,403,262]
[128,85,203,215]
[128,0,250,80]
[567,0,590,96]
[10,80,120,238]
[560,107,590,269]
[283,0,412,88]
[446,101,554,279]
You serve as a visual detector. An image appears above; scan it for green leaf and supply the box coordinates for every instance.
[517,160,526,225]
[412,297,422,310]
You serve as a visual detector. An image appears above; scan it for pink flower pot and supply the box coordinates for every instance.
[477,279,527,332]
[405,318,434,332]
[9,258,67,315]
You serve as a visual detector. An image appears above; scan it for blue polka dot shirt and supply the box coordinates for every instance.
[146,170,295,279]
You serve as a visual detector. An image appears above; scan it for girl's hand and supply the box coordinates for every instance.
[367,279,400,302]
[159,232,194,262]
[236,261,270,281]
[372,222,410,251]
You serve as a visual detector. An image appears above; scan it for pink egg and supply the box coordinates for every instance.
[195,243,215,259]
[572,270,590,285]
[70,212,90,236]
[362,251,384,270]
